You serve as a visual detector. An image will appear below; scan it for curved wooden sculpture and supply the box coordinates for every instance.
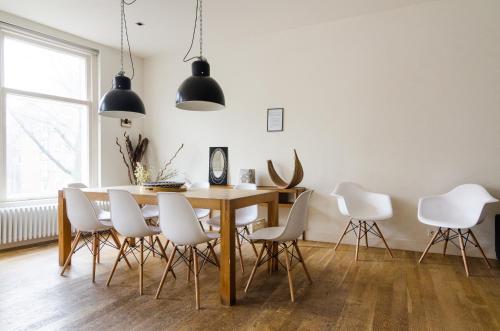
[267,149,304,189]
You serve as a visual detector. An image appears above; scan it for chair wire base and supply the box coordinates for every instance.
[244,239,312,302]
[334,219,394,261]
[418,227,491,276]
[60,229,127,282]
[106,236,176,295]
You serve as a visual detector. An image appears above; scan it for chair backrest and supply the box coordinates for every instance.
[68,183,88,189]
[277,190,313,241]
[331,182,391,217]
[443,184,498,224]
[190,181,210,189]
[108,189,151,237]
[157,193,209,246]
[234,183,258,220]
[63,188,102,232]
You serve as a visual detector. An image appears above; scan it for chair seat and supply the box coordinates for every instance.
[349,210,392,222]
[96,220,114,231]
[205,231,220,240]
[248,226,285,241]
[207,215,262,228]
[418,210,475,229]
[96,209,111,221]
[96,206,159,224]
[137,225,161,237]
[195,208,210,219]
[142,205,159,219]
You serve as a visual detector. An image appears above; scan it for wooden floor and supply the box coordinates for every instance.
[1,240,499,331]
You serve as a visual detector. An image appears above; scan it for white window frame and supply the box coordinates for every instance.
[0,23,99,202]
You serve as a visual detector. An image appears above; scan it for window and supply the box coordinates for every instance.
[0,27,97,201]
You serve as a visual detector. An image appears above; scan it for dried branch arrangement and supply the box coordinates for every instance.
[116,132,149,184]
[156,143,184,181]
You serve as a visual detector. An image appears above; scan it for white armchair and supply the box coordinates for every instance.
[417,184,498,276]
[331,182,394,261]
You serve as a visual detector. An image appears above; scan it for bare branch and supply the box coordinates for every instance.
[156,143,184,181]
[115,137,134,184]
[10,112,72,176]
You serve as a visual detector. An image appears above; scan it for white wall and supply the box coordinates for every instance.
[143,0,500,258]
[0,10,145,187]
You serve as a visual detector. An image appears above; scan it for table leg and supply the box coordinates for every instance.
[267,192,279,272]
[219,200,236,306]
[58,191,72,266]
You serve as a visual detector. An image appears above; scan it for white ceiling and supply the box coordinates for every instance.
[0,0,434,57]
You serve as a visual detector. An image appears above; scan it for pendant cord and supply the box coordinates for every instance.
[120,0,136,79]
[183,0,203,62]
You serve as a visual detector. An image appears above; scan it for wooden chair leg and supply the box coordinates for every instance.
[139,238,144,295]
[107,238,129,286]
[156,236,177,279]
[92,233,99,282]
[293,241,312,284]
[109,230,132,269]
[468,229,492,269]
[373,222,394,258]
[284,244,295,303]
[363,221,369,248]
[155,247,177,299]
[163,239,171,252]
[244,226,259,257]
[418,228,440,264]
[97,233,101,264]
[187,247,193,282]
[236,229,245,273]
[150,235,155,257]
[458,229,470,277]
[245,242,266,293]
[60,231,82,276]
[355,221,361,261]
[109,228,120,246]
[334,220,352,251]
[442,228,450,256]
[192,246,200,310]
[207,242,220,268]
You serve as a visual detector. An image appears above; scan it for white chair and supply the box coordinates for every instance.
[189,181,211,220]
[68,182,159,220]
[244,190,313,302]
[155,193,220,310]
[68,183,111,221]
[418,184,498,276]
[61,188,128,282]
[331,182,394,261]
[206,183,261,272]
[106,189,176,295]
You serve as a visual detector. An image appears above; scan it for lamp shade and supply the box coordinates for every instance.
[99,74,145,118]
[176,59,225,111]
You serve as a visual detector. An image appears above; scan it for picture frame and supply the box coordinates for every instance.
[267,108,284,132]
[209,147,228,185]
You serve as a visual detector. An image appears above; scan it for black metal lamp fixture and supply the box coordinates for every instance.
[176,0,225,111]
[99,0,145,118]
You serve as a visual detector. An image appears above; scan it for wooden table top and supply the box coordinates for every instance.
[78,185,271,199]
[66,185,278,209]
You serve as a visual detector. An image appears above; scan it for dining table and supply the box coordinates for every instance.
[57,185,279,306]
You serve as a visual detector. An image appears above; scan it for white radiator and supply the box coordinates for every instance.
[0,201,109,248]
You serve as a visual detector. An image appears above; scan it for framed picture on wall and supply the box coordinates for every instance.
[209,147,228,185]
[267,108,284,132]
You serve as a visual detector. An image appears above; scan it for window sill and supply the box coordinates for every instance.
[0,197,57,208]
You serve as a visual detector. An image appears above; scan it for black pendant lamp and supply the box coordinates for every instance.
[176,0,225,111]
[99,0,145,118]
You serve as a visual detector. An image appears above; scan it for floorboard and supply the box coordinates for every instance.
[0,240,499,330]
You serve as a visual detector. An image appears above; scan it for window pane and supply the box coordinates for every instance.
[6,94,89,200]
[4,36,87,100]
